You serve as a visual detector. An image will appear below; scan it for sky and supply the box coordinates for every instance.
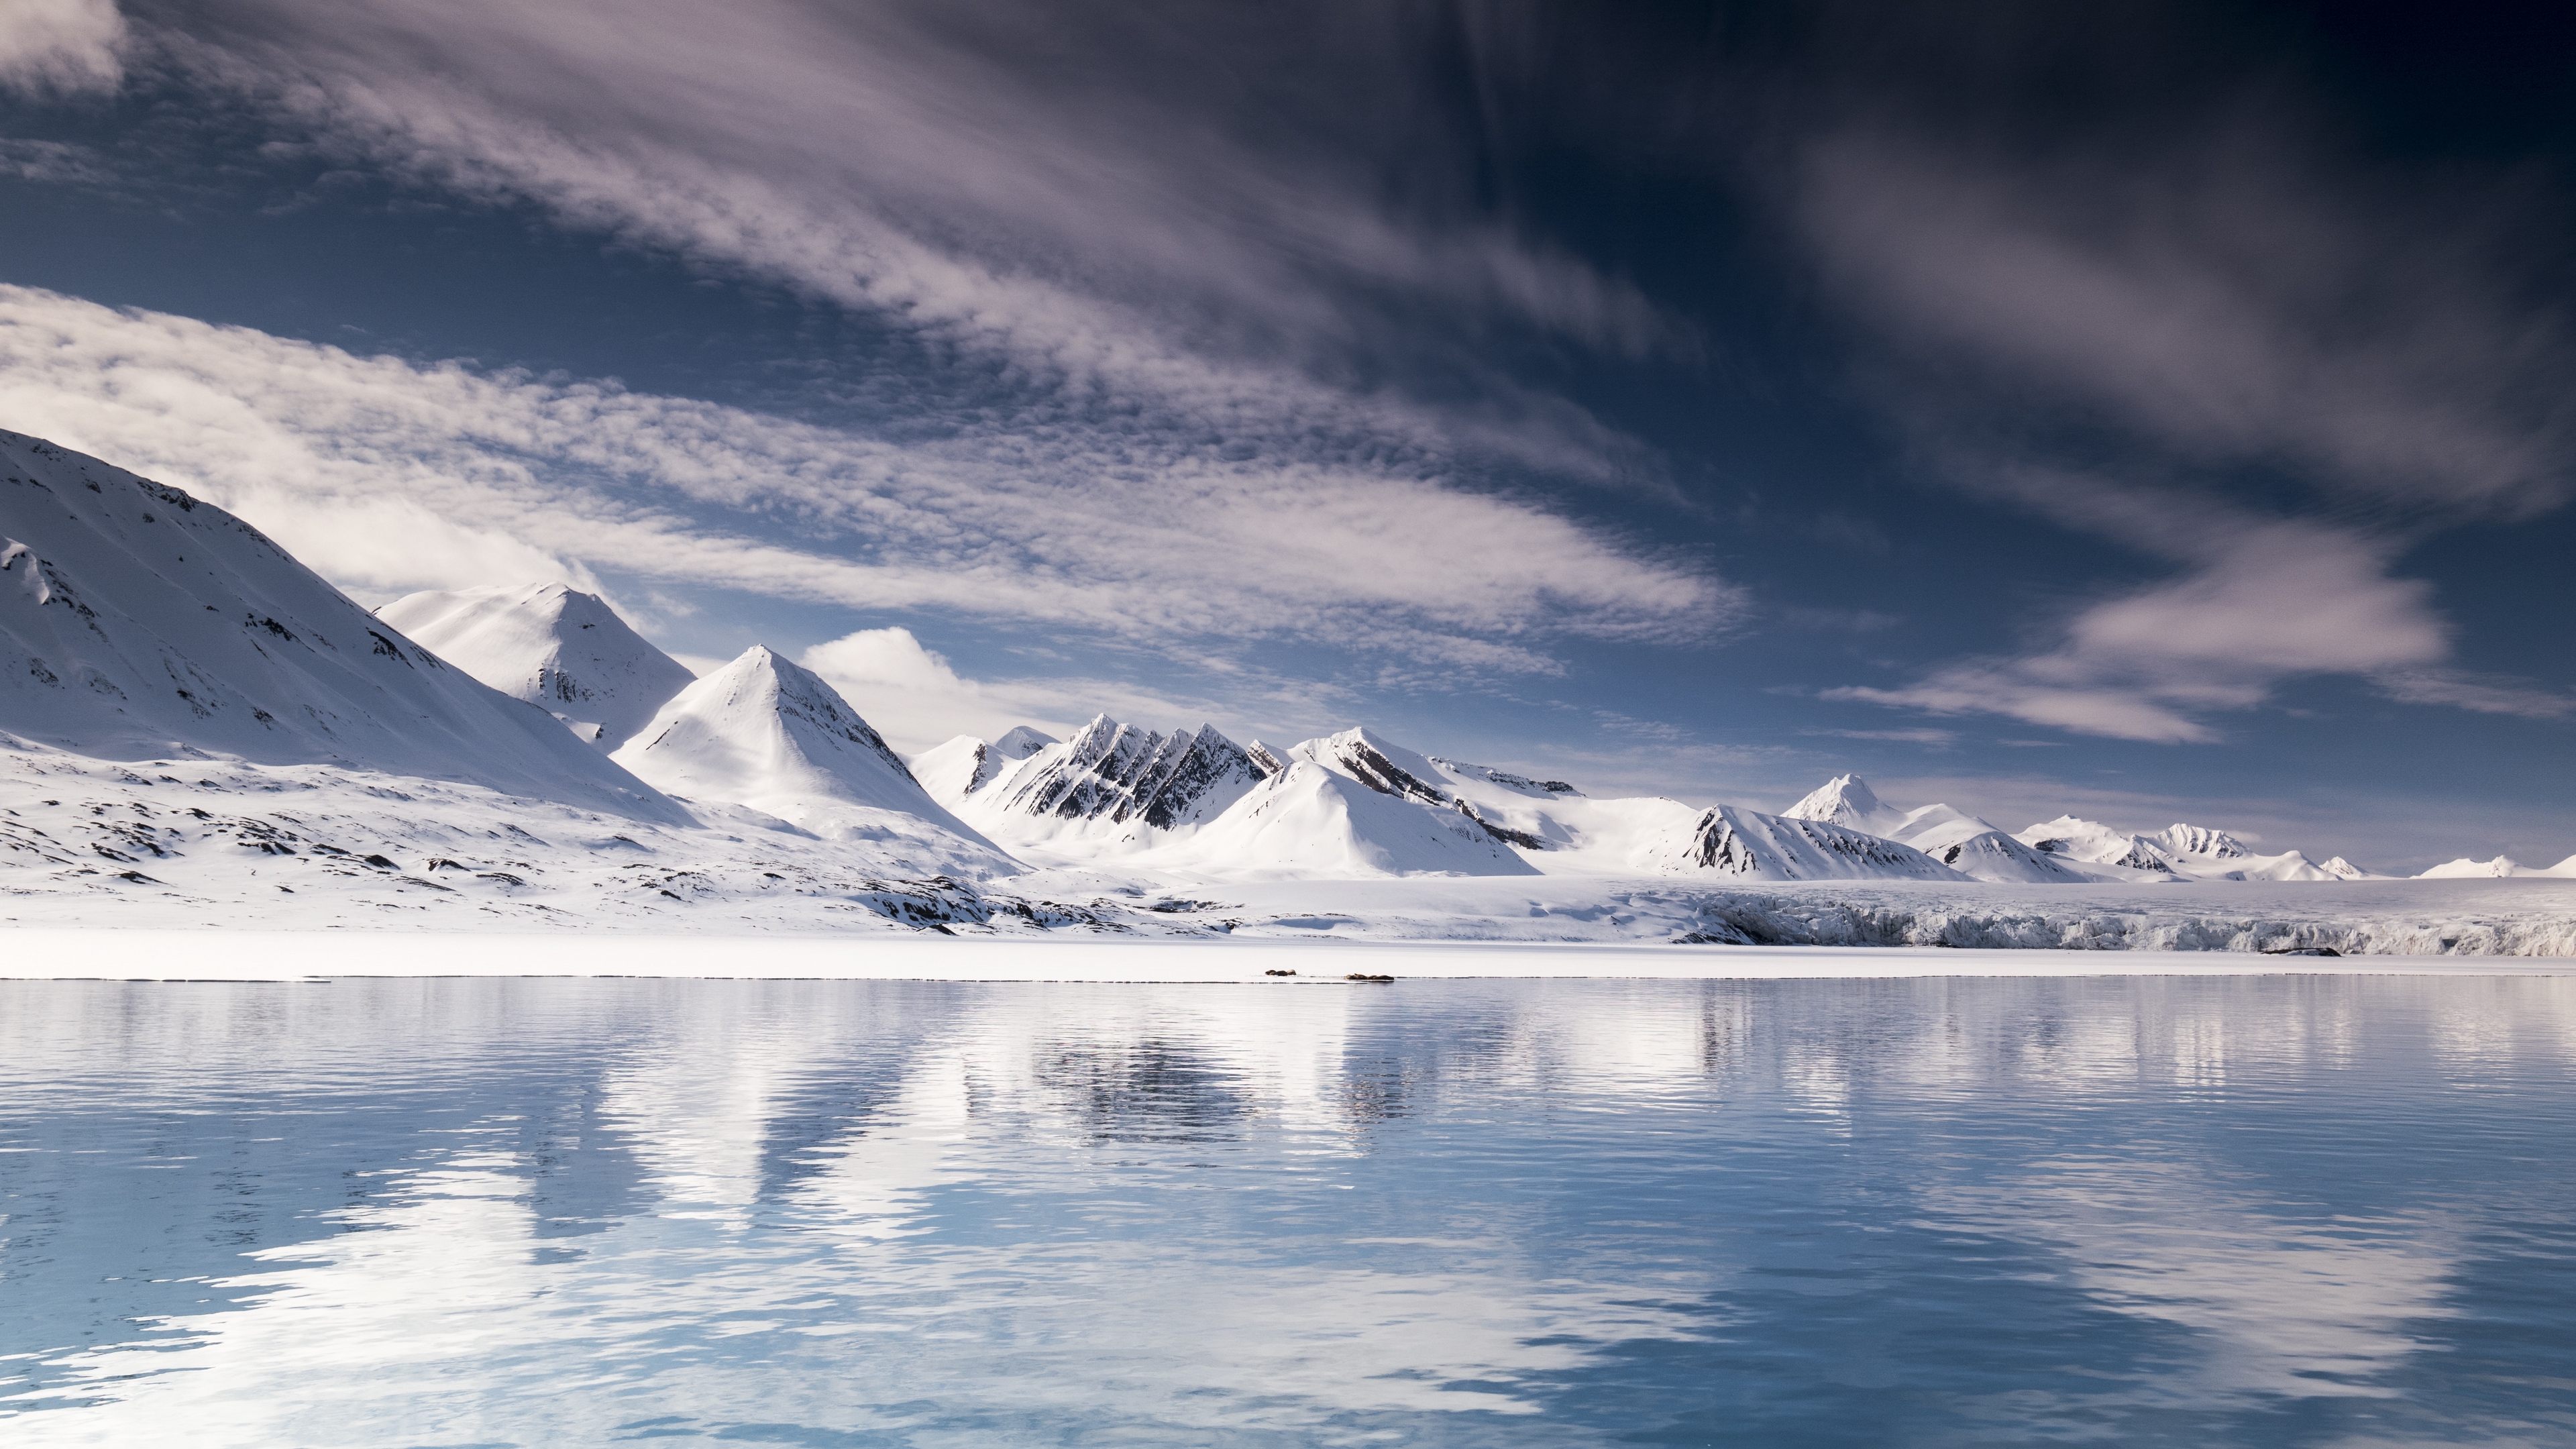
[0,0,2569,871]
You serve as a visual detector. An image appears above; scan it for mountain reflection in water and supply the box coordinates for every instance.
[3,974,2571,1446]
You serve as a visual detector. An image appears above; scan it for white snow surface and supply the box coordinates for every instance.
[0,431,682,822]
[4,733,2573,958]
[2418,855,2576,879]
[610,646,1010,873]
[374,582,696,750]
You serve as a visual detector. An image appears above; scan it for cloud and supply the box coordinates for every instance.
[0,0,123,95]
[1796,117,2573,739]
[1803,727,1955,747]
[1826,519,2448,743]
[121,0,1683,504]
[2373,669,2576,721]
[800,626,1237,755]
[1800,128,2573,520]
[0,138,118,185]
[0,284,1724,667]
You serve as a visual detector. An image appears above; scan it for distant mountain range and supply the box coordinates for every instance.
[5,429,2570,892]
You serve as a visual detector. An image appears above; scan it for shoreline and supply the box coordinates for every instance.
[2,928,2567,981]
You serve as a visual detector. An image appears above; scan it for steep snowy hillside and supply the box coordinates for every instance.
[0,431,682,821]
[914,726,1057,803]
[1639,805,1965,881]
[610,646,1011,875]
[374,582,696,749]
[1157,757,1541,878]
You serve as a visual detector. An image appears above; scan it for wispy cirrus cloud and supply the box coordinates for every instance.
[123,0,1680,497]
[0,284,1725,669]
[1797,121,2574,741]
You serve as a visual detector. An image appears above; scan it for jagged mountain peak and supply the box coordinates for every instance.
[374,580,694,751]
[2158,822,2250,860]
[1648,804,1964,881]
[963,712,1267,841]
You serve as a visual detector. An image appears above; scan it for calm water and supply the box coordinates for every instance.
[2,975,2573,1447]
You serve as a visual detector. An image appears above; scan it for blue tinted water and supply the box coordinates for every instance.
[2,975,2572,1446]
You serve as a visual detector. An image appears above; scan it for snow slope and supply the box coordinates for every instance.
[374,582,696,749]
[1639,804,1964,882]
[610,646,1012,875]
[0,430,682,821]
[1155,757,1540,878]
[1901,816,2094,883]
[913,726,1056,804]
[1782,773,2086,883]
[5,732,2573,958]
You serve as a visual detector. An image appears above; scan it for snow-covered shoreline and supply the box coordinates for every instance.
[1,927,2567,982]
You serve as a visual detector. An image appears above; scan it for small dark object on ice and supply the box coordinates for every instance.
[1264,968,1295,977]
[2261,946,2343,957]
[1346,973,1395,983]
[113,869,160,884]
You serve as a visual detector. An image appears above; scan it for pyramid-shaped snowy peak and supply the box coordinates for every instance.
[1783,773,1892,832]
[375,582,696,750]
[0,430,681,820]
[612,646,1012,872]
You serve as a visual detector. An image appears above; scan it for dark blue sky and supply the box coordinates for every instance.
[1,1,2569,869]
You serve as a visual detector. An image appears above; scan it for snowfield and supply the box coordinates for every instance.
[5,737,2572,963]
[5,427,2573,974]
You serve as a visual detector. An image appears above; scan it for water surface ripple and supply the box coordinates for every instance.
[3,975,2572,1446]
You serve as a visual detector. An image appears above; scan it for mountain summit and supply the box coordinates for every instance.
[611,645,1010,873]
[375,582,695,750]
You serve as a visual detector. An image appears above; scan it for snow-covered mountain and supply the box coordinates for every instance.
[0,430,682,820]
[2413,855,2576,879]
[1783,773,2086,883]
[1642,804,1964,881]
[2010,814,2341,881]
[374,582,696,749]
[912,725,1055,802]
[2015,816,2184,875]
[610,646,1011,875]
[930,714,1271,857]
[1157,750,1540,878]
